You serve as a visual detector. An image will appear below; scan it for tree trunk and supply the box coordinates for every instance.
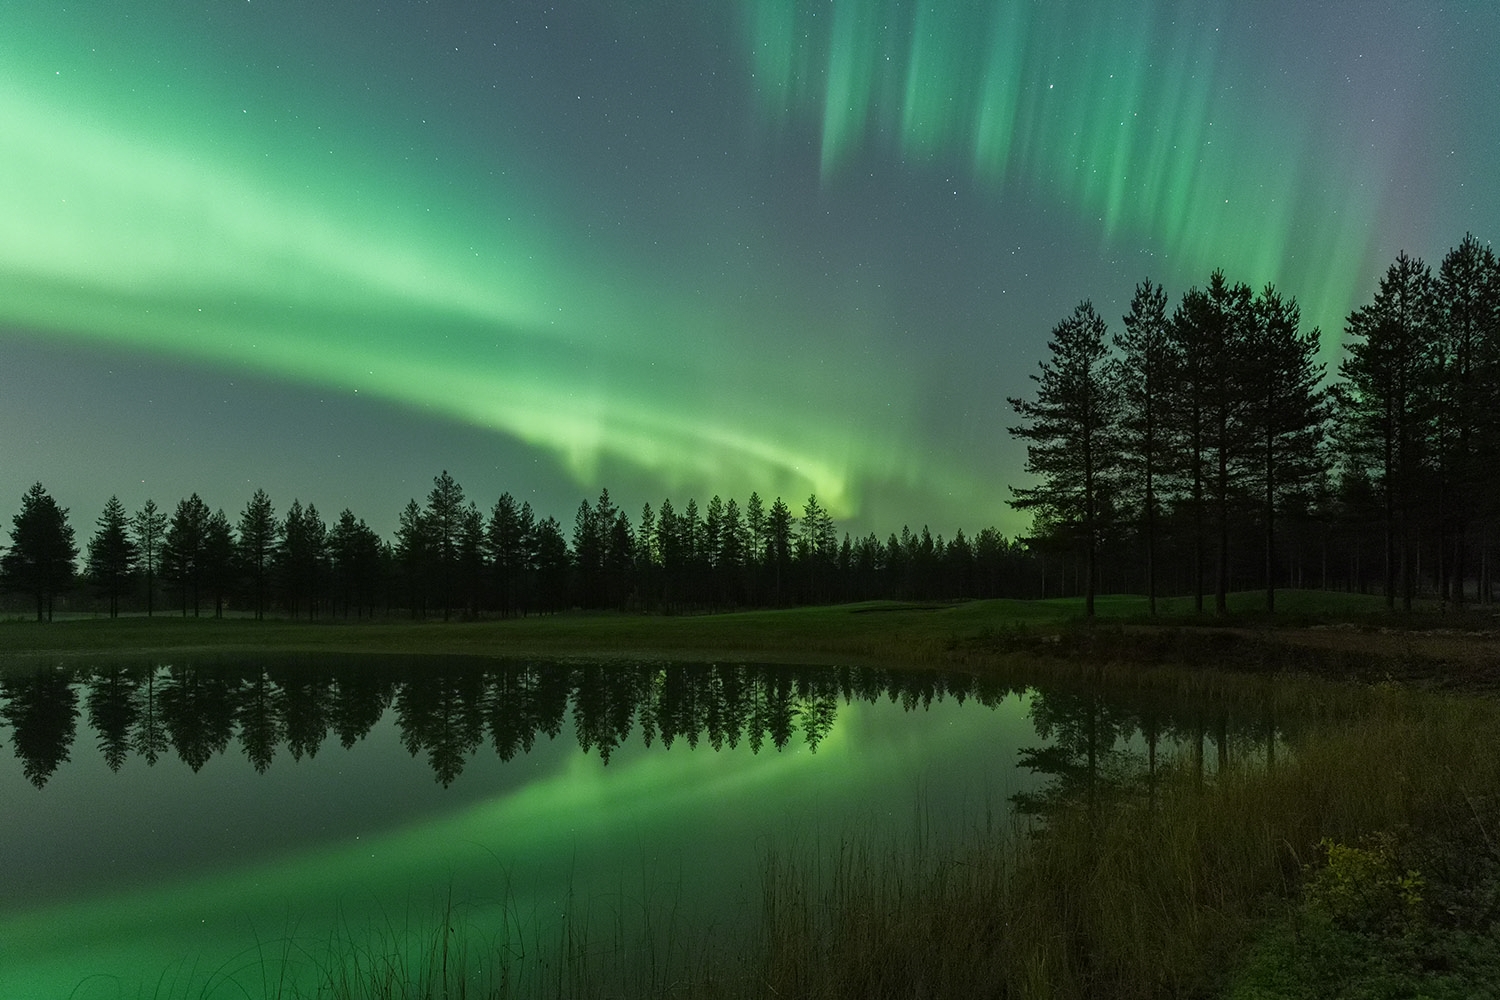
[1265,430,1276,614]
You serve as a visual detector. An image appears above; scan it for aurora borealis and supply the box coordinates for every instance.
[2,2,1496,536]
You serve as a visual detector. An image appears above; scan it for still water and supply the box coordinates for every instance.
[0,656,1273,997]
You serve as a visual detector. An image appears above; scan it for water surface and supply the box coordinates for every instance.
[0,655,1272,997]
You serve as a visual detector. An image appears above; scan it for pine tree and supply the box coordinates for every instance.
[486,493,525,617]
[572,498,602,609]
[131,499,167,617]
[395,499,432,618]
[745,492,766,564]
[1241,286,1328,612]
[299,503,328,618]
[279,499,308,618]
[328,509,383,619]
[656,498,680,609]
[425,471,466,620]
[605,509,634,610]
[1114,280,1176,615]
[516,501,537,615]
[704,495,725,604]
[1007,301,1119,617]
[799,494,837,603]
[162,494,211,616]
[329,508,363,618]
[1169,272,1254,614]
[202,509,236,618]
[745,491,766,604]
[86,495,136,618]
[457,502,486,616]
[2,483,78,622]
[1336,251,1437,611]
[532,516,570,613]
[635,502,658,611]
[237,489,278,620]
[1433,235,1500,604]
[681,498,704,605]
[766,497,793,606]
[721,497,745,604]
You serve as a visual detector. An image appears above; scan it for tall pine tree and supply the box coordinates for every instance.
[1114,280,1176,615]
[1433,235,1500,604]
[1241,286,1328,612]
[1007,301,1119,618]
[1336,252,1437,611]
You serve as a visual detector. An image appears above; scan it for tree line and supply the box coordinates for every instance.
[5,237,1492,621]
[0,473,1036,622]
[1008,234,1500,615]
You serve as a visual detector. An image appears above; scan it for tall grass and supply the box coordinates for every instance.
[114,685,1499,999]
[164,875,727,1000]
[749,688,1500,999]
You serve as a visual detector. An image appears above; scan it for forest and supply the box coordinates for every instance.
[1,236,1496,621]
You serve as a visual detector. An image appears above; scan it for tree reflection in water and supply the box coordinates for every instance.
[1,657,1282,794]
[1014,683,1287,827]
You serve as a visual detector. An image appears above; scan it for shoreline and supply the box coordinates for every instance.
[3,594,1495,688]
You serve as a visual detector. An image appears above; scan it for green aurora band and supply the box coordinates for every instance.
[738,0,1380,342]
[0,2,1442,527]
[0,6,928,519]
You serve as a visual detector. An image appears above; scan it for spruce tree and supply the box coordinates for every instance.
[87,495,136,618]
[486,493,525,617]
[2,483,78,622]
[425,471,466,620]
[237,489,278,620]
[766,497,793,606]
[203,509,236,618]
[162,494,211,616]
[131,499,167,617]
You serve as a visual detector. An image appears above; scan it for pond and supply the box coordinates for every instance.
[0,655,1278,997]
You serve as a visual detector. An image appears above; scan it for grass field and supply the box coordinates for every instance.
[0,589,1476,661]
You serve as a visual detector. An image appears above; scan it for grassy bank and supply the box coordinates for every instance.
[3,590,1494,680]
[752,688,1500,1000]
[0,599,1067,664]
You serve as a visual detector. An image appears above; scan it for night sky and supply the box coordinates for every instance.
[2,2,1496,541]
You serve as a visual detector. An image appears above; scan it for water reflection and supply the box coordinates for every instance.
[3,657,1282,794]
[0,656,1288,999]
[0,669,77,787]
[1014,687,1283,825]
[4,659,1025,787]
